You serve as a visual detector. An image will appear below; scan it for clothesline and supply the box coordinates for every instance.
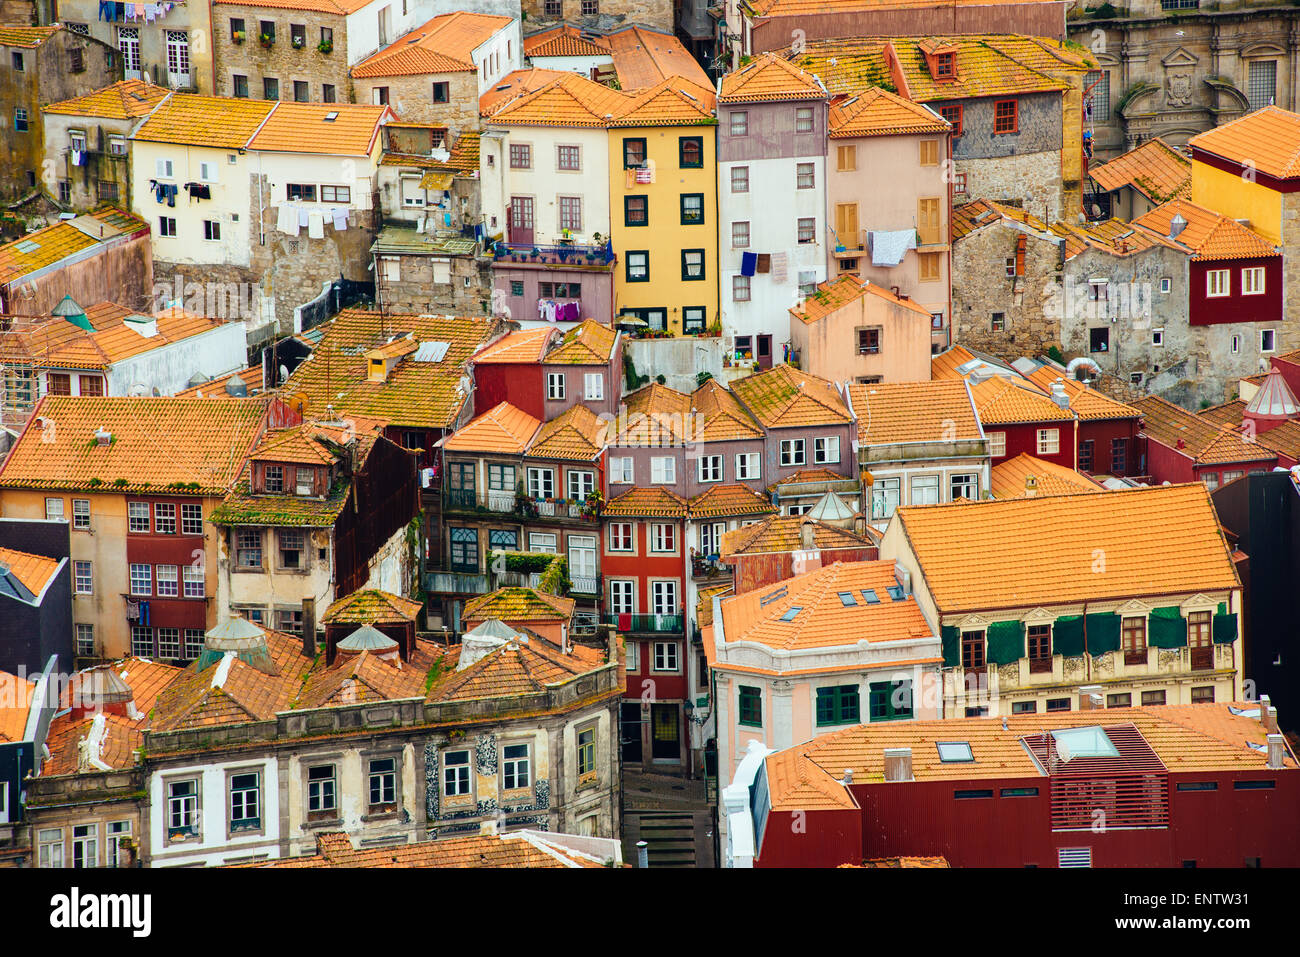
[98,1,178,22]
[275,204,350,237]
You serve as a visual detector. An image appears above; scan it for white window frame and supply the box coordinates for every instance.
[183,565,204,598]
[650,456,675,484]
[607,522,634,552]
[38,827,64,867]
[1242,266,1265,296]
[72,498,90,529]
[74,560,92,594]
[625,639,639,672]
[129,563,152,596]
[813,436,840,465]
[650,522,677,553]
[442,749,472,797]
[44,496,64,521]
[128,501,150,532]
[528,532,558,553]
[527,467,554,498]
[567,469,595,500]
[735,452,760,481]
[698,454,722,483]
[652,639,680,672]
[1037,428,1060,456]
[909,474,939,506]
[609,579,635,615]
[610,456,633,484]
[547,372,566,400]
[583,373,604,400]
[155,564,179,597]
[987,431,1007,457]
[651,579,679,617]
[1206,269,1230,298]
[780,439,805,467]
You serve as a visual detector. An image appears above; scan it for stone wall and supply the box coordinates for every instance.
[521,1,673,34]
[211,5,351,102]
[952,220,1063,359]
[377,252,492,315]
[958,149,1065,223]
[352,71,479,134]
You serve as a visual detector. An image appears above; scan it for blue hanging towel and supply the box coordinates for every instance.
[740,251,757,277]
[444,212,452,227]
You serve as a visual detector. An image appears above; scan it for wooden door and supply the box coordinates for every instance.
[508,196,534,245]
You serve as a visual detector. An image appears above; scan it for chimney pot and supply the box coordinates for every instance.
[883,747,913,782]
[1266,733,1285,770]
[799,518,815,550]
[301,596,317,660]
[842,768,853,785]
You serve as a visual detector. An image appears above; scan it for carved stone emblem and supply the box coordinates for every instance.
[1166,72,1193,107]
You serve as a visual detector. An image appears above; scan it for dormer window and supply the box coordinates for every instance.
[934,52,954,78]
[265,465,283,493]
[296,468,314,496]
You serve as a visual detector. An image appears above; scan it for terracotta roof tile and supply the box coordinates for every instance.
[769,467,857,491]
[131,93,276,149]
[527,404,606,460]
[604,487,687,517]
[427,636,602,702]
[720,560,935,652]
[1133,199,1278,262]
[248,103,392,155]
[793,274,932,324]
[546,319,617,365]
[849,379,981,445]
[0,208,148,286]
[1089,137,1191,203]
[43,79,171,119]
[321,589,423,625]
[691,378,764,442]
[462,587,575,623]
[0,25,57,47]
[732,365,851,428]
[485,71,628,126]
[282,310,494,429]
[609,75,716,126]
[767,704,1296,809]
[243,829,611,867]
[478,69,573,116]
[748,0,1061,15]
[828,86,948,137]
[1253,420,1300,461]
[473,327,555,364]
[721,515,876,557]
[0,396,265,495]
[991,453,1102,499]
[1188,105,1300,180]
[1133,395,1276,467]
[951,198,1051,242]
[442,401,541,454]
[174,365,265,399]
[897,483,1240,613]
[525,25,610,58]
[351,12,513,77]
[718,52,827,103]
[603,26,711,92]
[0,672,33,742]
[1021,366,1140,420]
[688,483,775,518]
[968,376,1073,425]
[615,382,693,445]
[1196,399,1248,428]
[0,546,61,595]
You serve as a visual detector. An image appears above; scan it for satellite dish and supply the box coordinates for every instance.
[129,383,148,397]
[279,364,289,385]
[287,393,309,415]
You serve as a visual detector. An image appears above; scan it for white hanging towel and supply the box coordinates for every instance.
[298,207,310,228]
[331,207,348,231]
[277,204,299,236]
[869,229,917,267]
[307,211,325,239]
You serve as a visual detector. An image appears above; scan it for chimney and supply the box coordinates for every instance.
[1050,379,1070,409]
[302,596,317,659]
[1025,475,1038,497]
[895,565,912,596]
[1259,695,1274,731]
[842,768,854,785]
[94,427,113,445]
[883,747,913,782]
[799,517,815,550]
[1266,733,1285,770]
[854,514,866,538]
[1079,685,1103,711]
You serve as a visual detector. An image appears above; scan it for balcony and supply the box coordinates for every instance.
[570,575,599,596]
[1190,645,1214,671]
[492,241,615,270]
[443,488,593,521]
[426,569,491,595]
[691,555,731,581]
[602,612,684,634]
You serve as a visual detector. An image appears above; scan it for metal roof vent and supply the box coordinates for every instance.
[1168,213,1187,240]
[225,372,247,397]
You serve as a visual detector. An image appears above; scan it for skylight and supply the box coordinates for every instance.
[886,585,905,601]
[323,112,338,122]
[860,589,880,604]
[414,340,450,363]
[759,585,788,607]
[1051,726,1119,762]
[1228,706,1261,718]
[15,240,39,253]
[837,591,857,607]
[937,741,974,763]
[779,606,802,622]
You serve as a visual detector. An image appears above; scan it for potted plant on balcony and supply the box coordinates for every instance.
[581,489,604,517]
[259,31,274,48]
[292,33,306,49]
[317,37,333,54]
[513,482,538,519]
[231,29,246,44]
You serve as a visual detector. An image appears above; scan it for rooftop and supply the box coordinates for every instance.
[990,452,1102,499]
[441,401,541,455]
[248,103,393,156]
[731,365,852,429]
[792,275,933,324]
[894,483,1240,613]
[241,829,614,868]
[688,483,776,519]
[321,589,423,626]
[474,327,556,365]
[604,486,688,517]
[0,546,62,600]
[718,52,827,103]
[1188,105,1300,180]
[351,12,514,77]
[462,587,575,623]
[0,397,265,496]
[722,515,877,558]
[967,375,1074,425]
[1089,137,1191,204]
[546,319,617,365]
[827,86,949,137]
[130,93,275,149]
[1133,395,1277,467]
[527,403,607,461]
[0,208,149,286]
[1133,199,1278,262]
[1019,365,1140,421]
[849,379,982,446]
[43,79,171,119]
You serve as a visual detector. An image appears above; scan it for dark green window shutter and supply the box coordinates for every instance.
[941,625,960,667]
[1148,606,1187,648]
[1052,615,1084,657]
[987,620,1025,665]
[1085,613,1122,655]
[1213,611,1238,644]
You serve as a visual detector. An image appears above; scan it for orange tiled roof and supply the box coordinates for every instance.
[0,546,61,595]
[603,26,711,92]
[849,379,981,445]
[321,588,423,625]
[951,198,1051,242]
[604,487,688,517]
[991,452,1102,499]
[616,382,693,446]
[283,310,494,430]
[1133,395,1276,467]
[427,635,603,702]
[770,467,858,491]
[546,319,617,365]
[732,365,851,428]
[212,0,376,12]
[1188,105,1300,180]
[462,587,575,623]
[767,703,1296,808]
[721,515,876,558]
[1254,420,1300,461]
[130,93,276,149]
[174,365,265,399]
[351,12,513,77]
[1089,137,1191,203]
[296,645,439,709]
[0,25,57,47]
[828,86,948,137]
[248,103,392,156]
[1133,199,1278,262]
[44,79,171,119]
[0,208,148,286]
[243,829,611,868]
[1020,366,1140,421]
[1047,216,1181,258]
[718,52,826,103]
[0,672,33,742]
[690,378,764,442]
[1197,399,1247,428]
[0,396,266,495]
[968,376,1072,426]
[792,274,932,323]
[525,25,610,58]
[689,483,775,519]
[479,69,573,116]
[527,404,606,460]
[442,401,541,454]
[896,483,1240,613]
[720,560,934,653]
[474,327,556,364]
[485,71,630,126]
[610,75,716,127]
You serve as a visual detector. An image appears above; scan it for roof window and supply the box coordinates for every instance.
[779,606,802,622]
[937,741,974,763]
